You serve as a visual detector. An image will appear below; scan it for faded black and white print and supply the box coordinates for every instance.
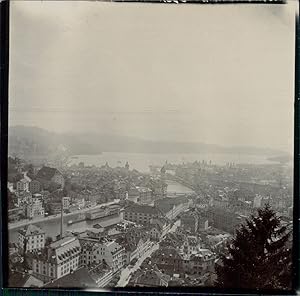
[6,0,296,291]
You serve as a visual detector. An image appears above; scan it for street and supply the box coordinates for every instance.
[116,219,180,287]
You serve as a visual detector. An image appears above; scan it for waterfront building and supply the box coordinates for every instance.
[124,204,161,225]
[26,195,45,219]
[48,201,62,215]
[18,224,45,252]
[86,205,120,220]
[8,207,25,222]
[31,236,81,283]
[16,191,32,207]
[93,216,123,231]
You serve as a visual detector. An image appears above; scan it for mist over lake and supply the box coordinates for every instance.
[69,152,279,173]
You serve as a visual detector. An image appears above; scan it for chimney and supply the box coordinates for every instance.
[60,196,64,238]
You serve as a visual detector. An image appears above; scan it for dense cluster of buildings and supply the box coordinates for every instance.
[7,156,293,288]
[8,166,66,223]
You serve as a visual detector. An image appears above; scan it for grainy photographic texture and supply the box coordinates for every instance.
[7,0,296,291]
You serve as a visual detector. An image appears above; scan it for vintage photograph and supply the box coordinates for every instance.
[7,0,296,291]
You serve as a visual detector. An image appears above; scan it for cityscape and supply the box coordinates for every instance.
[7,0,295,291]
[7,151,293,289]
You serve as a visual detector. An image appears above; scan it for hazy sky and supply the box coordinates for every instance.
[9,1,296,152]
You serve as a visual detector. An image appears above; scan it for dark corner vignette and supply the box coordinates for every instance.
[0,0,9,291]
[294,7,300,295]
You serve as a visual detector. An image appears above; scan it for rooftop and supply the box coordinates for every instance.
[18,224,45,237]
[8,272,42,288]
[97,216,122,229]
[125,204,160,216]
[44,267,98,288]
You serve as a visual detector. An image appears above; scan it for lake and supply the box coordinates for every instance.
[69,152,275,173]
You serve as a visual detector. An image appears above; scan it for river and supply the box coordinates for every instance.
[8,180,194,243]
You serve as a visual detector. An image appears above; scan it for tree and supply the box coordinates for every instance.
[215,204,292,290]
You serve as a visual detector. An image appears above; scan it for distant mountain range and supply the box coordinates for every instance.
[8,125,289,158]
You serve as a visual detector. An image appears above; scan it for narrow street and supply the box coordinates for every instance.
[116,219,180,287]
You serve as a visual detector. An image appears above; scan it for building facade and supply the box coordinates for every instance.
[17,179,29,192]
[31,236,81,283]
[29,180,41,194]
[124,204,161,225]
[80,238,125,273]
[18,225,45,252]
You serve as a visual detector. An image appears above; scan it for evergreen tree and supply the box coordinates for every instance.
[215,204,292,290]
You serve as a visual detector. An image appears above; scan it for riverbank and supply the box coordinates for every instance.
[8,200,120,231]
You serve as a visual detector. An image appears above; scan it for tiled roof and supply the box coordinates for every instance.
[105,240,123,255]
[125,204,160,215]
[88,262,112,280]
[18,224,45,237]
[152,246,182,261]
[36,166,62,181]
[44,267,98,288]
[97,216,122,229]
[8,272,30,287]
[48,237,81,264]
[155,196,189,213]
[135,269,170,286]
[18,179,29,184]
[8,272,43,288]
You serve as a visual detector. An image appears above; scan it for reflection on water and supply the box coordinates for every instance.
[9,213,119,243]
[165,180,194,194]
[9,180,195,243]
